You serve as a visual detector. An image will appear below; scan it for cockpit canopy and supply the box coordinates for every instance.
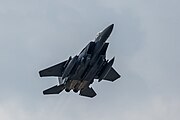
[95,31,102,38]
[95,31,102,42]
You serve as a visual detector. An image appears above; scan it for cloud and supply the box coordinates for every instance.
[0,95,179,120]
[0,0,180,120]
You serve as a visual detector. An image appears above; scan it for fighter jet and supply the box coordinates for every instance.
[39,24,120,98]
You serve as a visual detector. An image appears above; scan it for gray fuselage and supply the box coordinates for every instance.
[63,24,114,92]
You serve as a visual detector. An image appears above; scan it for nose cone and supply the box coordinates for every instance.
[107,24,114,32]
[103,24,114,35]
[100,24,114,42]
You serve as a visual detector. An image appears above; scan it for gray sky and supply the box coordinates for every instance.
[0,0,180,120]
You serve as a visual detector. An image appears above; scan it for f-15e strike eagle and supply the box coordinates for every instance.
[39,24,121,98]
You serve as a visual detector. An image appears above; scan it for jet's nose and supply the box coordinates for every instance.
[100,24,114,42]
[108,24,114,31]
[103,24,114,34]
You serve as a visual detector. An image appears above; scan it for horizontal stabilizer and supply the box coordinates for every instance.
[80,87,97,98]
[43,84,65,95]
[103,67,121,82]
[39,60,67,77]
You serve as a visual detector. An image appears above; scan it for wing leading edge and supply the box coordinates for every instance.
[39,60,67,77]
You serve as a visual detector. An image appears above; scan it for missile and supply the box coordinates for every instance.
[62,55,78,79]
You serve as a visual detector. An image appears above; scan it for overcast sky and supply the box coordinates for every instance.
[0,0,180,120]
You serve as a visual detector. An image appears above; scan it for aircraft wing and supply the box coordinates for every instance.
[39,60,67,77]
[43,84,65,95]
[103,67,121,82]
[96,67,120,82]
[80,87,97,98]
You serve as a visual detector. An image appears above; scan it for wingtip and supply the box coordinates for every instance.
[39,71,42,77]
[39,71,43,77]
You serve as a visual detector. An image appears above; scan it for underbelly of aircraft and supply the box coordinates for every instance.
[65,80,89,92]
